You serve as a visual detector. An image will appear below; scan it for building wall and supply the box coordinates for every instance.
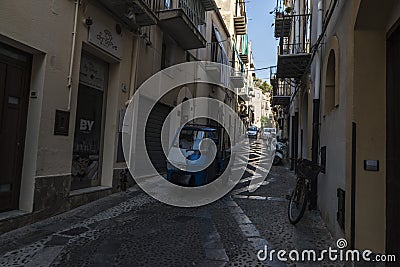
[214,0,236,36]
[308,0,400,253]
[0,0,136,232]
[249,88,264,128]
[353,29,386,253]
[352,0,400,254]
[0,0,251,234]
[306,0,350,241]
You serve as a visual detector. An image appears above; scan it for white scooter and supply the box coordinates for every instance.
[273,141,287,165]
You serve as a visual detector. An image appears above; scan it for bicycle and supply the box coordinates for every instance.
[288,158,322,225]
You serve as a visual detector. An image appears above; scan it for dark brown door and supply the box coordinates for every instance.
[387,25,400,260]
[144,100,172,174]
[0,44,31,211]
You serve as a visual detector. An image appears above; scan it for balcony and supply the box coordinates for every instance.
[234,0,247,35]
[276,14,311,79]
[230,71,245,89]
[270,76,291,106]
[234,16,247,35]
[239,103,249,118]
[207,42,229,65]
[98,0,158,28]
[157,0,210,50]
[277,52,311,79]
[239,34,249,64]
[238,87,249,101]
[237,79,250,101]
[240,54,249,64]
[204,42,230,83]
[274,13,292,38]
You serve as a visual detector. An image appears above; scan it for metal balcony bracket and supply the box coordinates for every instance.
[98,0,158,28]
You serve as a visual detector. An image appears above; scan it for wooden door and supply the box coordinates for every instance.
[0,44,31,211]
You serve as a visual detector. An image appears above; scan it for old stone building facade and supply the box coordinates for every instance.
[0,0,253,233]
[272,0,400,258]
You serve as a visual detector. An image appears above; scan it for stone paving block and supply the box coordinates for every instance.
[205,248,229,261]
[197,259,228,267]
[45,235,70,246]
[227,206,244,214]
[24,246,64,267]
[238,224,260,238]
[224,200,238,207]
[231,212,252,225]
[203,238,225,249]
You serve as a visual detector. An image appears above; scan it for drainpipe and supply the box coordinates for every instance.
[310,0,323,210]
[67,0,79,111]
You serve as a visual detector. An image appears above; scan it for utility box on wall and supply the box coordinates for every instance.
[54,110,70,136]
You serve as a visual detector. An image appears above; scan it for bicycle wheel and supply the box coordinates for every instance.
[288,178,308,224]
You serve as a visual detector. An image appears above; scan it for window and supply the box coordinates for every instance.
[324,49,338,113]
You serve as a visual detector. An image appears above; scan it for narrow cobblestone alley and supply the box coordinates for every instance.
[0,139,339,267]
[1,0,399,266]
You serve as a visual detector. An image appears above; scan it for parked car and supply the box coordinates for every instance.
[247,126,258,139]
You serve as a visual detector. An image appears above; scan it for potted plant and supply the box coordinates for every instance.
[285,6,293,14]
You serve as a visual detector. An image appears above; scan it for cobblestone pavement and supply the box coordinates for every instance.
[0,139,341,267]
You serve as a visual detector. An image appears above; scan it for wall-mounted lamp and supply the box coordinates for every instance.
[84,17,93,26]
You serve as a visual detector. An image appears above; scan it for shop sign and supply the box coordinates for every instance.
[88,20,123,59]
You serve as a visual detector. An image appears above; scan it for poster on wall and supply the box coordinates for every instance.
[71,54,108,190]
[71,84,104,188]
[79,55,107,91]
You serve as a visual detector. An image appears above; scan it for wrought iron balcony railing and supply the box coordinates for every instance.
[207,42,229,65]
[230,70,245,89]
[234,16,247,35]
[274,12,292,38]
[271,77,291,97]
[270,69,291,106]
[238,34,249,64]
[234,0,247,35]
[157,0,215,49]
[276,13,311,79]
